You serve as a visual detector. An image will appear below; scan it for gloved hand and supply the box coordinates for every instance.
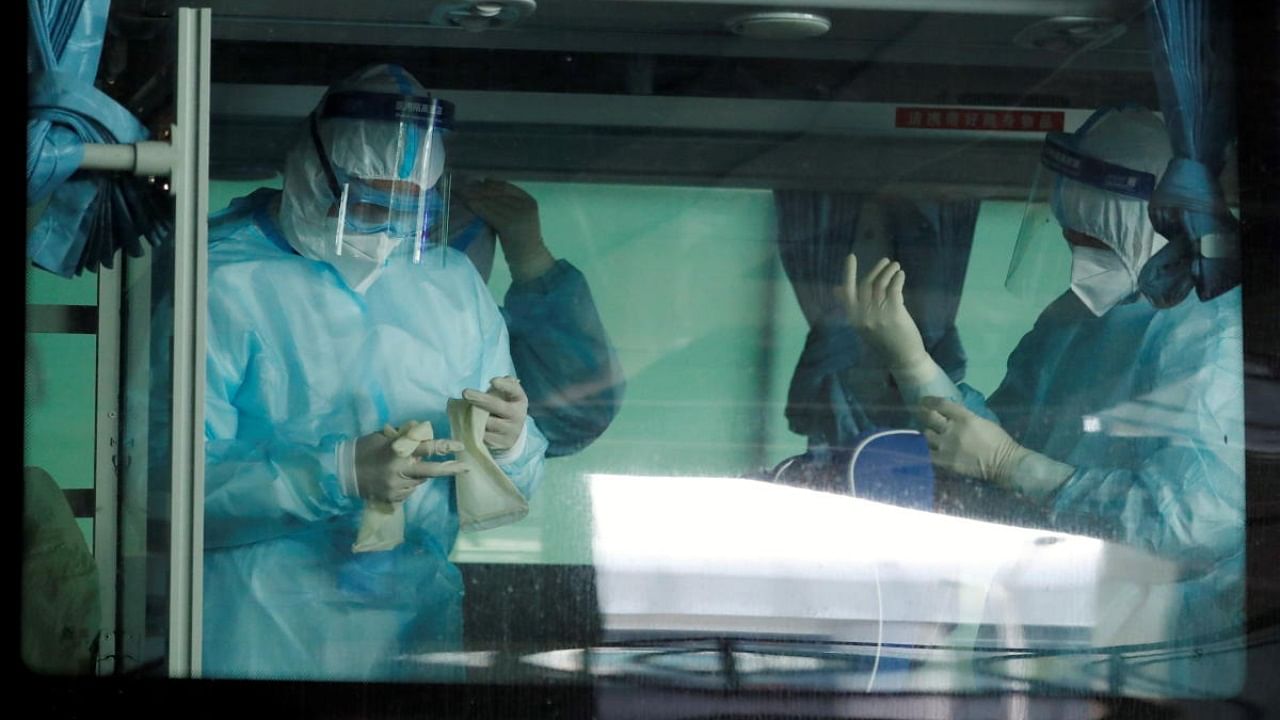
[457,180,555,283]
[461,376,529,453]
[836,254,932,382]
[917,396,1075,496]
[350,429,465,504]
[917,396,1027,483]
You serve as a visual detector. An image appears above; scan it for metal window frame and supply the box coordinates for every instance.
[115,250,153,675]
[93,265,122,676]
[166,6,212,678]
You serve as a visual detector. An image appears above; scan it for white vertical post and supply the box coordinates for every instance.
[167,6,211,679]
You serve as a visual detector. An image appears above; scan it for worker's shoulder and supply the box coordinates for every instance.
[209,189,292,252]
[209,188,279,232]
[206,226,320,311]
[208,190,305,269]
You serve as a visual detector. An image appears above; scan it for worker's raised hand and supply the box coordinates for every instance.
[457,180,554,281]
[457,180,540,246]
[837,254,929,372]
[352,431,465,504]
[462,375,530,453]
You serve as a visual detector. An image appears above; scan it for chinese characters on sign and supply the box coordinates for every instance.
[896,107,1065,132]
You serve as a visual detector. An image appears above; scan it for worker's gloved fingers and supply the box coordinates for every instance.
[871,261,901,304]
[411,439,465,457]
[403,459,468,480]
[462,388,514,418]
[917,407,950,434]
[887,268,907,304]
[488,376,526,403]
[859,257,893,308]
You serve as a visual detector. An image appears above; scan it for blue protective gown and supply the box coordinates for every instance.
[961,288,1245,695]
[200,189,548,681]
[501,259,625,458]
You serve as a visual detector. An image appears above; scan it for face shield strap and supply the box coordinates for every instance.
[309,111,345,203]
[306,111,350,255]
[1041,133,1157,201]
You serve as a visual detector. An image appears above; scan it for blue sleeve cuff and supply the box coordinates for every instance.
[504,259,581,300]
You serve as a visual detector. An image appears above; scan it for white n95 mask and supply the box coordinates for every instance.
[1070,245,1136,317]
[325,231,403,294]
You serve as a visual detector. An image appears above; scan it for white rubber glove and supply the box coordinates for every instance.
[346,426,465,504]
[838,255,932,382]
[836,253,961,404]
[461,376,529,456]
[348,421,466,553]
[917,396,1074,497]
[449,398,529,532]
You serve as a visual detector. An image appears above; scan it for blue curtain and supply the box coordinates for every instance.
[1138,0,1239,306]
[27,0,171,277]
[775,190,976,452]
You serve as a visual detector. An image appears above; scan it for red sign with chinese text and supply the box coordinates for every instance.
[895,107,1065,132]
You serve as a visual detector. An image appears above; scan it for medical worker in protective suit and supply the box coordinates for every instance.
[841,106,1243,695]
[201,64,548,681]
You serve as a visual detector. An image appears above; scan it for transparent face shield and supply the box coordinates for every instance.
[1006,131,1158,305]
[309,91,456,265]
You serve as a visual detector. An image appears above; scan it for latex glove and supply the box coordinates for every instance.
[456,180,555,282]
[461,376,529,454]
[350,421,456,553]
[382,419,443,458]
[350,427,465,504]
[448,398,529,531]
[917,396,1074,496]
[836,254,933,383]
